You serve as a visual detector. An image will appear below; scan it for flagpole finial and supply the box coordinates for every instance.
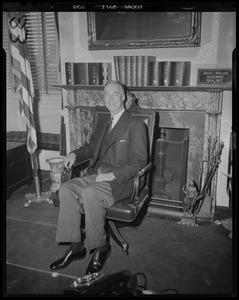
[9,14,28,43]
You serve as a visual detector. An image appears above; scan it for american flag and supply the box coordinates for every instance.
[8,11,37,154]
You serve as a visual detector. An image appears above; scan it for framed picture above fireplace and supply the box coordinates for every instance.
[87,12,201,50]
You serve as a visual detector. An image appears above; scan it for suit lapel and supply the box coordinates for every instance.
[94,116,110,161]
[102,111,131,154]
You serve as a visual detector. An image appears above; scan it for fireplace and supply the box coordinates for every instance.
[58,85,225,222]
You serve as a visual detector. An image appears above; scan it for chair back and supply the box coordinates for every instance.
[95,102,156,155]
[95,101,157,189]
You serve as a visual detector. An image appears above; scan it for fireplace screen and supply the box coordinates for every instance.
[151,127,190,212]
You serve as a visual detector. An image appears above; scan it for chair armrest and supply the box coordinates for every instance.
[129,162,152,205]
[70,158,93,178]
[73,158,93,168]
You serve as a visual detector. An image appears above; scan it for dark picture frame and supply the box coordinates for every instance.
[87,12,201,50]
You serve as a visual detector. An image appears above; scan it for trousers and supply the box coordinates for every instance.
[56,174,115,251]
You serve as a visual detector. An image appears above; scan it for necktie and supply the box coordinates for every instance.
[107,117,113,134]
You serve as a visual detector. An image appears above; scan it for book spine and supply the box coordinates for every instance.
[149,61,162,86]
[114,56,119,81]
[65,62,74,85]
[142,56,156,86]
[183,61,191,86]
[125,56,131,87]
[171,62,185,86]
[74,63,89,85]
[118,56,126,85]
[88,63,103,85]
[130,56,137,86]
[136,56,143,87]
[161,61,172,86]
[98,63,103,85]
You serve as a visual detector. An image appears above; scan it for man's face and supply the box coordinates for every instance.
[104,83,124,116]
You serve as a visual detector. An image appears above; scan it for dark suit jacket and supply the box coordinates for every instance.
[72,110,148,202]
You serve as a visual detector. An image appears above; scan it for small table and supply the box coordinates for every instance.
[7,141,33,199]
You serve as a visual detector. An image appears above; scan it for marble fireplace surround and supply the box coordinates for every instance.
[60,86,226,215]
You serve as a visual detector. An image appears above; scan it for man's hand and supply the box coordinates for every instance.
[64,152,76,169]
[95,172,116,182]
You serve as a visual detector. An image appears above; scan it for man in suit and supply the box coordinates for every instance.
[50,80,148,275]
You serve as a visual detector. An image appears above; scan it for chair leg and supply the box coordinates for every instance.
[80,215,86,241]
[108,221,129,255]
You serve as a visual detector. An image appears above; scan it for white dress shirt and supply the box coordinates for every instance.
[111,109,125,130]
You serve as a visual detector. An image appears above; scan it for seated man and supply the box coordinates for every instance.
[50,80,148,275]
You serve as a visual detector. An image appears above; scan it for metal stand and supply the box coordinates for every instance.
[24,176,52,207]
[154,129,174,199]
[24,153,53,207]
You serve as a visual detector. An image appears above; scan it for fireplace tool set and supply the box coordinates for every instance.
[179,137,224,226]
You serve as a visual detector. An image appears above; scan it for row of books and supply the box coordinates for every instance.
[114,56,156,87]
[150,61,191,87]
[65,62,112,86]
[114,56,191,87]
[65,59,191,87]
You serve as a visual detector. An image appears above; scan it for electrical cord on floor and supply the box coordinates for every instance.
[158,288,180,295]
[134,272,180,295]
[135,272,147,290]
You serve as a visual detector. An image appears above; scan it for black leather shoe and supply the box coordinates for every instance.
[50,247,86,270]
[86,243,111,275]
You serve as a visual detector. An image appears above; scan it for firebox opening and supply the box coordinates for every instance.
[151,127,190,213]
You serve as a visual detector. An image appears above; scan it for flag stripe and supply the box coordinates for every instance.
[8,11,37,154]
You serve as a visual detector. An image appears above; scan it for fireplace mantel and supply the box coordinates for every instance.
[53,84,231,92]
[56,84,227,222]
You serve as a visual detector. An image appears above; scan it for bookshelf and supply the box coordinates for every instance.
[62,57,232,92]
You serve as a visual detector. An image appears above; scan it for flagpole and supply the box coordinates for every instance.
[32,152,41,197]
[7,11,52,207]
